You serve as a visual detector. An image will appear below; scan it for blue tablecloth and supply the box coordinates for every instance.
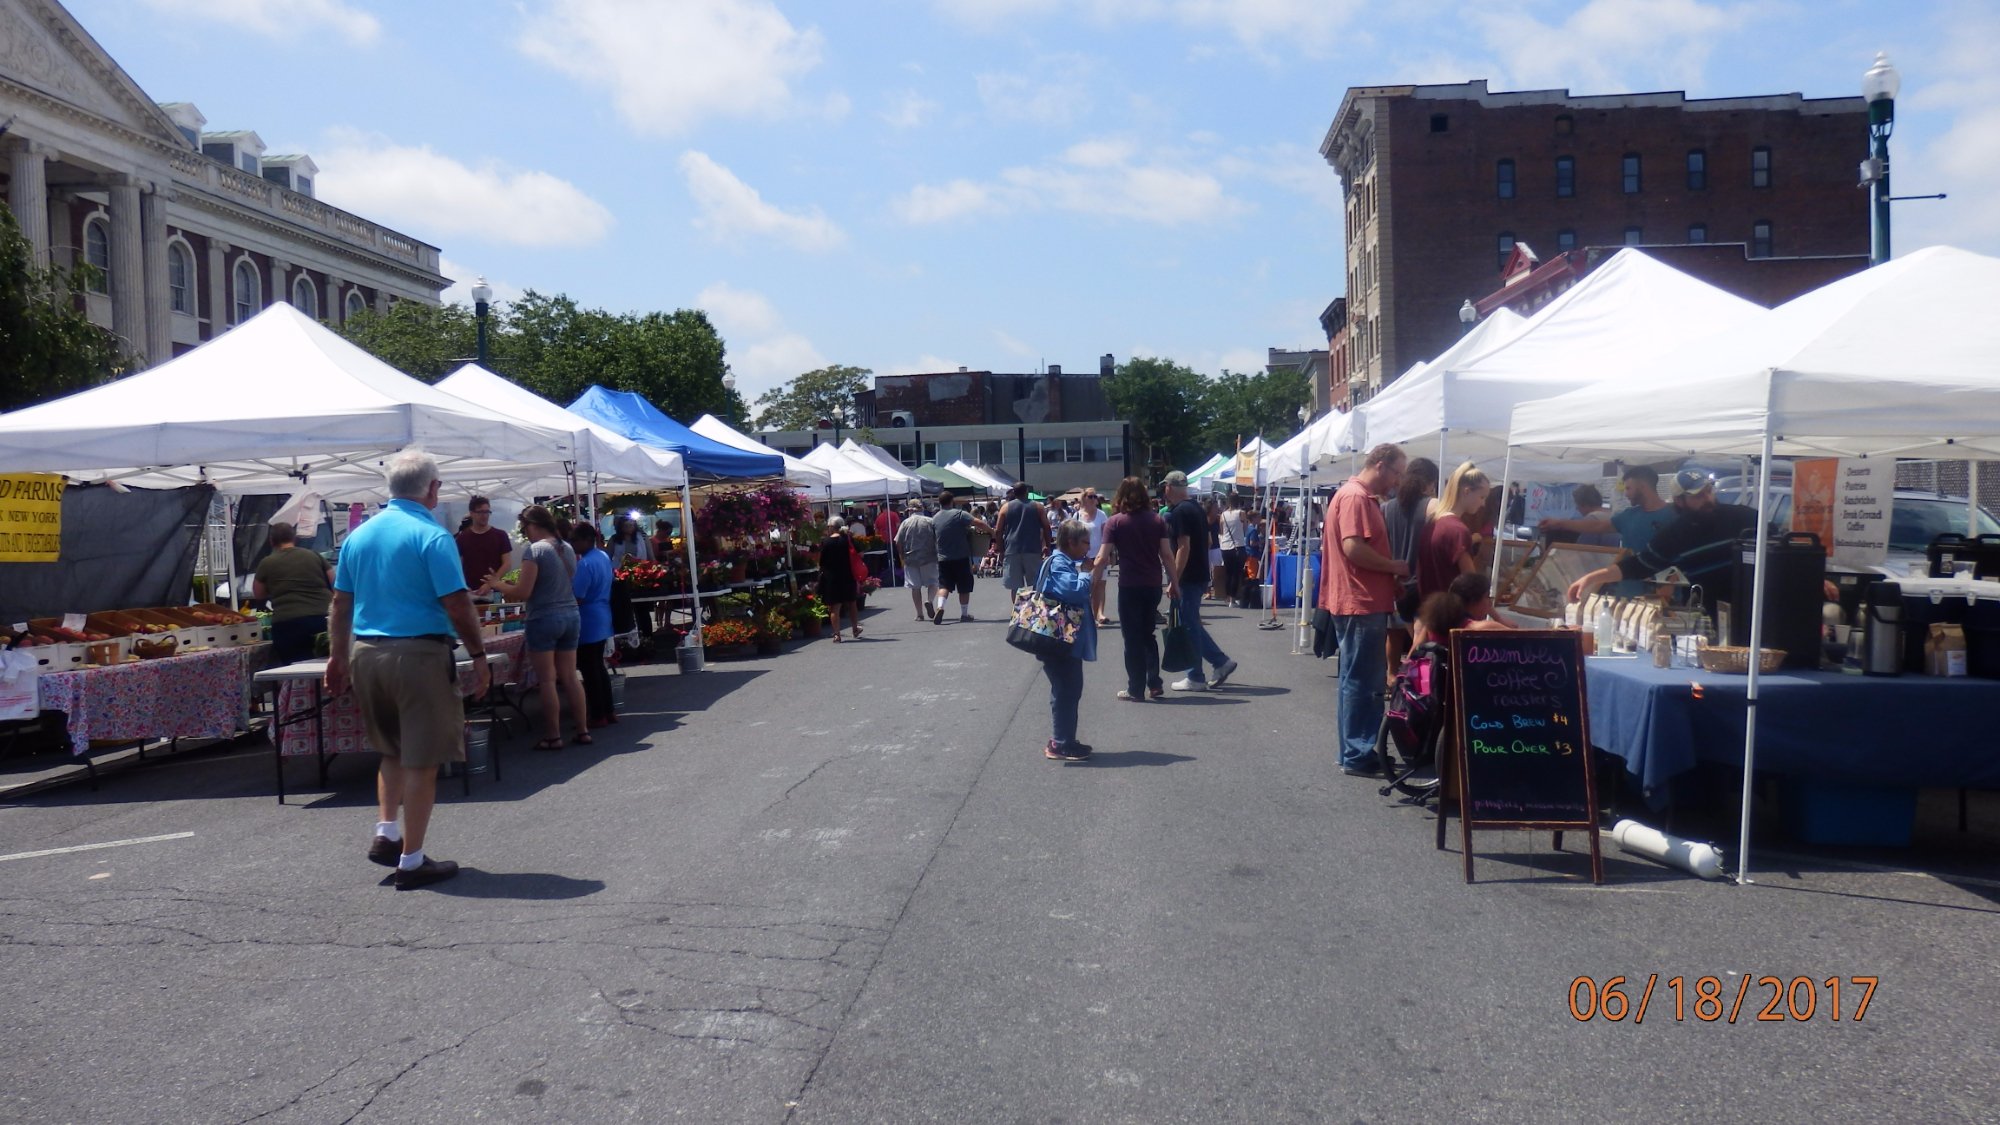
[1586,658,2000,806]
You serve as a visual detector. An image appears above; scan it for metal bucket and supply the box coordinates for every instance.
[609,669,627,708]
[677,642,705,674]
[462,720,492,774]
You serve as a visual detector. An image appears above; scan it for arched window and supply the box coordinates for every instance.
[232,259,259,324]
[345,290,366,320]
[167,243,193,314]
[83,217,110,293]
[292,275,317,318]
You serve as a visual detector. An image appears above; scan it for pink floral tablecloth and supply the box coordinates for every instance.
[274,632,527,757]
[37,645,269,754]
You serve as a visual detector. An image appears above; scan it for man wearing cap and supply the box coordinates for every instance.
[1566,468,1760,611]
[1163,470,1238,691]
[894,500,939,622]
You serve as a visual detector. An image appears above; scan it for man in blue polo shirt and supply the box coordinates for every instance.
[326,451,490,890]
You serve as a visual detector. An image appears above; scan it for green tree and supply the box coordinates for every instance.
[753,364,872,431]
[1105,356,1205,476]
[335,299,477,383]
[1194,365,1312,457]
[0,207,132,411]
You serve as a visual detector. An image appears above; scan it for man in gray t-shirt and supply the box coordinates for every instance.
[927,491,991,623]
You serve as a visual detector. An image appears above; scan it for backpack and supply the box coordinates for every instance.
[1383,640,1450,768]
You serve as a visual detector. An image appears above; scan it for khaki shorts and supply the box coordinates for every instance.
[351,638,463,769]
[903,561,939,589]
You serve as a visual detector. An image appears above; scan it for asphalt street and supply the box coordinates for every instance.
[1,584,1995,1124]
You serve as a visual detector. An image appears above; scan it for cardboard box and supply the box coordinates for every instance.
[1926,623,1968,677]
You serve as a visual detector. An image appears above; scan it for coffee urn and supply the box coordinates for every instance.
[1862,581,1904,676]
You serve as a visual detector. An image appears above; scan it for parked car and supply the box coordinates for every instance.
[1709,481,2000,574]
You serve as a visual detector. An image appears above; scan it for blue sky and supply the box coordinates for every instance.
[68,0,2000,402]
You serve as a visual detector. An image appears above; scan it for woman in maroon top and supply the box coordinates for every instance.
[1093,476,1181,702]
[1416,462,1491,600]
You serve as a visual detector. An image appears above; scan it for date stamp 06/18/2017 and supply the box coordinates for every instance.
[1568,975,1879,1024]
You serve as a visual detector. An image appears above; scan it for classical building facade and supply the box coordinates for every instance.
[1321,79,1869,405]
[0,0,446,367]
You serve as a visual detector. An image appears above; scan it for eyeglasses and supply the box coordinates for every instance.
[470,508,490,515]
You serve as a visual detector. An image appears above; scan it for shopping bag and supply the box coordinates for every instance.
[1160,602,1196,672]
[1006,560,1082,659]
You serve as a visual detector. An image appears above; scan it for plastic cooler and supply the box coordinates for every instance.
[1891,576,2000,676]
[1780,777,1917,847]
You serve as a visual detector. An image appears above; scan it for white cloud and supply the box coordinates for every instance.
[894,137,1248,227]
[935,0,1359,51]
[517,0,830,137]
[314,130,614,248]
[881,90,939,129]
[1903,8,2000,254]
[1217,346,1265,374]
[139,0,379,44]
[977,69,1094,126]
[1214,141,1343,212]
[695,282,829,399]
[679,152,846,252]
[439,259,527,308]
[1472,0,1753,93]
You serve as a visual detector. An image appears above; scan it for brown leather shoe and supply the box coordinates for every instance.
[393,857,460,889]
[368,835,399,868]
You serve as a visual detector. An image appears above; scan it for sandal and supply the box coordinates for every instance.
[573,732,594,745]
[831,635,843,643]
[533,737,565,752]
[852,627,863,639]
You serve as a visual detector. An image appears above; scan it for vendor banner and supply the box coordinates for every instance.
[0,473,64,562]
[1795,458,1889,569]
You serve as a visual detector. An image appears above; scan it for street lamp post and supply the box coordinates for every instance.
[470,276,493,365]
[1861,52,1900,268]
[1458,298,1478,336]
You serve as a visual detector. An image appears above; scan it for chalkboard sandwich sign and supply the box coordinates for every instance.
[1444,628,1603,884]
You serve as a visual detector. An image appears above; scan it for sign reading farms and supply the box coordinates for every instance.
[0,474,63,562]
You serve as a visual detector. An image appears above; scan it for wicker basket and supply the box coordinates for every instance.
[1697,645,1786,674]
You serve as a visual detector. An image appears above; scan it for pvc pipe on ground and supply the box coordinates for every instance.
[1611,818,1726,881]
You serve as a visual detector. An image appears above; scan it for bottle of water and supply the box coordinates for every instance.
[1595,604,1615,654]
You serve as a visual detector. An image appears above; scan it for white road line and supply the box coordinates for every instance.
[0,832,195,863]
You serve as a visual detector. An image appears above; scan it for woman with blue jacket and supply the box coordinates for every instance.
[1038,518,1099,761]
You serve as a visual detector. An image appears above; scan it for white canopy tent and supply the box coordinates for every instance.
[436,364,687,497]
[688,414,833,491]
[839,438,932,492]
[801,443,915,501]
[1366,250,1763,473]
[0,303,580,497]
[943,460,1007,497]
[1266,408,1366,487]
[1508,244,2000,884]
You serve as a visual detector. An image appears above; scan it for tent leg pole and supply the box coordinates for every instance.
[681,481,700,634]
[1492,451,1515,601]
[1736,430,1776,886]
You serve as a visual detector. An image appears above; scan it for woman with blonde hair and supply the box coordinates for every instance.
[1415,462,1492,601]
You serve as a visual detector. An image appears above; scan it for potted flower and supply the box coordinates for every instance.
[701,618,759,657]
[791,593,829,638]
[756,607,791,654]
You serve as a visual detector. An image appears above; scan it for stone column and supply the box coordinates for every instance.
[374,289,390,315]
[140,185,172,364]
[269,257,289,313]
[107,176,145,364]
[8,141,51,268]
[206,238,230,336]
[46,193,73,270]
[324,273,339,323]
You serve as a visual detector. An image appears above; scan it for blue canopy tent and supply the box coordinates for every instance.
[567,387,786,658]
[567,386,784,481]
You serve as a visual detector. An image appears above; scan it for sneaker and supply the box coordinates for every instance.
[1044,739,1067,760]
[1211,659,1238,687]
[959,611,974,622]
[1148,685,1166,700]
[393,856,460,889]
[1171,677,1207,691]
[1340,758,1383,777]
[932,599,946,623]
[367,835,399,868]
[1115,690,1145,702]
[1063,741,1093,759]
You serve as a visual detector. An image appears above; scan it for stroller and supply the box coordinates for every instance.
[1377,640,1449,805]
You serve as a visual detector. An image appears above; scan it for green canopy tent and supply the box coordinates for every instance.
[914,462,984,493]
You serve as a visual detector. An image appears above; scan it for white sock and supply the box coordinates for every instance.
[397,849,425,871]
[375,821,401,842]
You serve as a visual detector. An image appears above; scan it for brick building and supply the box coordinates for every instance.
[1321,79,1870,407]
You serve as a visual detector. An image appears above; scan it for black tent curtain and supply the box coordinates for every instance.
[0,483,213,621]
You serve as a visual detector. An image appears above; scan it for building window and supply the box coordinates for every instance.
[1752,220,1773,258]
[1429,113,1449,133]
[1082,436,1108,463]
[1686,149,1706,190]
[1623,226,1643,246]
[83,217,110,293]
[1496,159,1515,200]
[292,275,317,318]
[1555,157,1574,198]
[238,152,260,175]
[167,243,193,313]
[232,260,259,323]
[345,290,366,320]
[1557,229,1576,252]
[1497,232,1516,271]
[1688,224,1708,244]
[1554,114,1573,136]
[1622,154,1642,194]
[1751,146,1772,188]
